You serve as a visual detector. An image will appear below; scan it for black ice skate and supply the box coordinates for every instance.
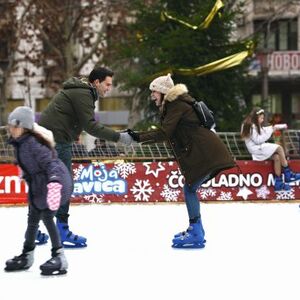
[40,247,68,276]
[4,249,34,272]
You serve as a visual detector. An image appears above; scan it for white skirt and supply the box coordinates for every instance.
[249,142,279,161]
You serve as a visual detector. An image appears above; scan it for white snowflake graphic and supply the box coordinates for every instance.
[114,162,136,179]
[92,161,102,167]
[73,164,84,181]
[83,193,105,203]
[160,184,180,202]
[256,185,270,199]
[130,179,154,202]
[217,191,233,200]
[275,188,295,200]
[199,188,217,200]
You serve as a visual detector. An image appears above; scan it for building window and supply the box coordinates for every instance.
[7,99,24,113]
[254,19,298,51]
[99,97,129,111]
[35,98,50,112]
[251,94,282,113]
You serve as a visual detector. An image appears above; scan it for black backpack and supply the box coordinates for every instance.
[191,99,215,130]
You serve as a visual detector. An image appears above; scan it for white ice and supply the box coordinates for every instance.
[1,202,300,300]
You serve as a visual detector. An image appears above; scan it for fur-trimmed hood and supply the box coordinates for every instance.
[164,84,188,102]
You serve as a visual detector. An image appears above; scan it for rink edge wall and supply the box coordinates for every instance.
[1,160,300,205]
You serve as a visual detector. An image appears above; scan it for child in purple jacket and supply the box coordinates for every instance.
[4,106,72,276]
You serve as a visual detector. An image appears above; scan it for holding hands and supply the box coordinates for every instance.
[118,129,140,145]
[126,129,140,142]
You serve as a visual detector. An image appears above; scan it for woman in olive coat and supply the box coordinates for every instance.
[131,74,235,248]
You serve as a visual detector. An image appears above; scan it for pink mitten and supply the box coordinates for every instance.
[47,182,62,211]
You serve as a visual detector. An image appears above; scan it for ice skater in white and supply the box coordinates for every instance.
[241,107,300,191]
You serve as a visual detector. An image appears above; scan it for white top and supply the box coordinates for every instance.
[243,124,278,161]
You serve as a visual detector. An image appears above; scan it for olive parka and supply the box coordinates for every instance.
[138,84,235,185]
[39,77,120,144]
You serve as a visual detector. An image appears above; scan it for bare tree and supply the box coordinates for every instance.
[18,0,128,95]
[0,0,33,125]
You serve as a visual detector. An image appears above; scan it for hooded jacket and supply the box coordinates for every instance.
[138,84,235,185]
[39,77,120,144]
[9,133,72,210]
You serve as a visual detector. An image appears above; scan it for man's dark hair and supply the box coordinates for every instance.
[88,67,114,83]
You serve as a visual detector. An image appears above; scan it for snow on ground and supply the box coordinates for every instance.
[1,202,300,300]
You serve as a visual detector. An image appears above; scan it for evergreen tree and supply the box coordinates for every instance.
[106,0,251,131]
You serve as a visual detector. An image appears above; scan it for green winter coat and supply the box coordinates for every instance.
[39,77,120,144]
[138,84,235,185]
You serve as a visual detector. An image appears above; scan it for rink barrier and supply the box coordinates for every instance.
[1,160,300,205]
[1,129,300,162]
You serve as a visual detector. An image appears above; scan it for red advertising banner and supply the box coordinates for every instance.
[1,160,300,205]
[0,164,28,204]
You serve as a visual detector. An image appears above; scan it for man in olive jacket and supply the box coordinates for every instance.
[129,74,235,249]
[39,67,132,247]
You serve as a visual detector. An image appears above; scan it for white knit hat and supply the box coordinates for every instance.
[8,106,34,130]
[149,73,174,94]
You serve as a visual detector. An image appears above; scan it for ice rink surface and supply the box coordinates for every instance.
[1,202,300,300]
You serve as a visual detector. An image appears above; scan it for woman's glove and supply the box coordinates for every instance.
[273,123,288,130]
[47,182,62,211]
[126,129,140,142]
[118,132,133,146]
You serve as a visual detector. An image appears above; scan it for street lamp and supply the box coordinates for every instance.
[258,48,273,124]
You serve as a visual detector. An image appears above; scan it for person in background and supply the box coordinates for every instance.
[270,113,284,145]
[38,66,133,248]
[88,138,120,157]
[241,107,300,191]
[128,74,235,249]
[4,106,71,275]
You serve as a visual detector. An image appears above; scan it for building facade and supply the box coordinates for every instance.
[237,0,300,127]
[3,1,300,129]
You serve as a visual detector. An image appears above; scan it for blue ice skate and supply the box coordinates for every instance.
[274,177,291,192]
[172,221,205,249]
[35,230,49,245]
[284,168,300,183]
[174,225,206,244]
[57,220,87,248]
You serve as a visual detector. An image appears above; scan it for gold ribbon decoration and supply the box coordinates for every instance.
[161,0,224,30]
[147,41,254,81]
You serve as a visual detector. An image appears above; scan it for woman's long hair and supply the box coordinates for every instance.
[241,107,264,139]
[28,129,56,158]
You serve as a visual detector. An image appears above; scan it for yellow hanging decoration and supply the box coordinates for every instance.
[200,0,224,29]
[161,0,224,30]
[148,42,254,81]
[175,50,250,76]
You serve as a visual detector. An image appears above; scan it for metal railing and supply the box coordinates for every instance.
[1,126,300,162]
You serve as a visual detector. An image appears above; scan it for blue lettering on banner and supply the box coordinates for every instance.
[73,164,127,195]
